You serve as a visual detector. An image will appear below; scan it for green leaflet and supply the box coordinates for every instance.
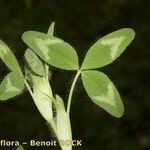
[0,40,22,74]
[81,28,135,70]
[0,72,24,101]
[25,48,46,76]
[0,40,24,100]
[22,31,79,70]
[81,70,124,118]
[80,28,135,117]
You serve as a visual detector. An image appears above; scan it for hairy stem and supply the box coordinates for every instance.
[67,70,81,114]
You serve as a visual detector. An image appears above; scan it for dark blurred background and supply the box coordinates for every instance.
[0,0,150,150]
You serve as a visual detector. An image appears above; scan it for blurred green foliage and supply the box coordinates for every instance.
[0,0,150,150]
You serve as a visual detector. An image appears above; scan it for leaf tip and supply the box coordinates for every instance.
[47,21,55,36]
[123,28,136,39]
[113,104,124,118]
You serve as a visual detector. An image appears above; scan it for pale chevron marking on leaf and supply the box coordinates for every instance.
[93,82,116,106]
[0,45,9,58]
[101,36,126,59]
[36,38,63,60]
[5,78,20,93]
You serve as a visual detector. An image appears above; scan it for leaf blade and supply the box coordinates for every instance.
[25,48,46,76]
[22,31,79,70]
[0,72,24,101]
[81,70,124,118]
[0,40,22,74]
[81,28,135,70]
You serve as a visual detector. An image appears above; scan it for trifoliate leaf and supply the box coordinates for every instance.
[0,72,24,101]
[81,70,124,118]
[81,28,135,70]
[22,31,79,70]
[25,48,45,76]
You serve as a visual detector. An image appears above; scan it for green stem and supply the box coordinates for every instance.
[67,70,81,114]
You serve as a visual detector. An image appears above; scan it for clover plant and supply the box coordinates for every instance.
[0,22,135,150]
